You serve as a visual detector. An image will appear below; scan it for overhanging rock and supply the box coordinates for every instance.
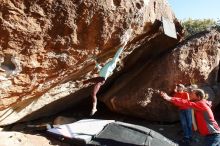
[0,0,182,125]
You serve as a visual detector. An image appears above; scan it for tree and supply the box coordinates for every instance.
[216,18,220,31]
[181,18,217,37]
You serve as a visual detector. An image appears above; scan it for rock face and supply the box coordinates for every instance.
[0,0,182,125]
[101,29,220,122]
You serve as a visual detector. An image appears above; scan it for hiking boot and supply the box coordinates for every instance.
[189,137,200,143]
[178,139,191,146]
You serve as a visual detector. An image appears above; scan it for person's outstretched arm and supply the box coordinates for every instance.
[112,47,123,62]
[112,41,127,62]
[160,92,172,101]
[160,91,204,111]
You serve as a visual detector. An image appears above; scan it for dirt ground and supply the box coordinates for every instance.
[1,101,220,146]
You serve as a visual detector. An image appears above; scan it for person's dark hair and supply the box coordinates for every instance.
[193,89,208,100]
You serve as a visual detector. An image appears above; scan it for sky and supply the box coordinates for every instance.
[167,0,220,20]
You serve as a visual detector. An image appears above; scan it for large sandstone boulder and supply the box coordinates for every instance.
[101,29,220,122]
[0,0,182,125]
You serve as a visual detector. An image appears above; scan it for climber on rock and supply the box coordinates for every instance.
[83,43,126,116]
[83,28,133,116]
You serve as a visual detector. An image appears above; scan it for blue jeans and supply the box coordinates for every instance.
[179,109,192,139]
[205,134,220,146]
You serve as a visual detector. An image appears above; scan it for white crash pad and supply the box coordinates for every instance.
[47,119,114,143]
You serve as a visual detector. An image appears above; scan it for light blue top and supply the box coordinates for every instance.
[96,48,123,79]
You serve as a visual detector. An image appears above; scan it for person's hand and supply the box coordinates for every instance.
[160,91,172,101]
[174,86,178,92]
[121,28,133,47]
[122,41,128,48]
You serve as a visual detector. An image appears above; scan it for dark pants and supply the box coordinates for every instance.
[83,77,106,84]
[179,109,193,140]
[205,134,220,146]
